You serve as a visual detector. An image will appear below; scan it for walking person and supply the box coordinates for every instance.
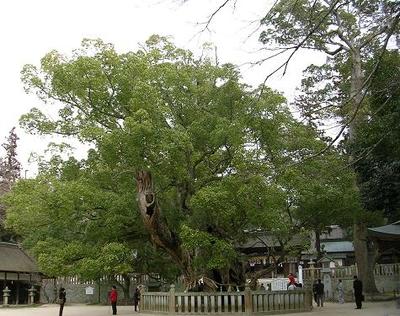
[337,279,345,304]
[58,287,66,316]
[109,285,118,315]
[353,275,363,309]
[315,279,324,308]
[133,287,141,312]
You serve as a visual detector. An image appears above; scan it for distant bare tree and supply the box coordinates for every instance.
[0,127,21,241]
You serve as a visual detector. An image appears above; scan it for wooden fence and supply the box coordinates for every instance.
[140,285,312,314]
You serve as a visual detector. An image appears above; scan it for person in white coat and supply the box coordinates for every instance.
[337,279,344,304]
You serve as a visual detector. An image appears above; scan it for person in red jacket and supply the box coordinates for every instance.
[109,285,118,315]
[288,273,296,287]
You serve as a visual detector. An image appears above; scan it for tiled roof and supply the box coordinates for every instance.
[321,241,354,253]
[0,242,39,273]
[368,221,400,239]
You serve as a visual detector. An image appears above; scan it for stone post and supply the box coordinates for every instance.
[3,286,11,306]
[320,258,333,300]
[53,279,58,303]
[139,285,146,312]
[244,283,252,315]
[307,259,316,309]
[305,289,313,311]
[28,286,36,305]
[309,260,316,288]
[169,284,175,313]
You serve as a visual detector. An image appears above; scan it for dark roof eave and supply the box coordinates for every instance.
[368,221,400,240]
[0,270,41,274]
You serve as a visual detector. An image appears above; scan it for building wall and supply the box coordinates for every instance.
[40,278,140,304]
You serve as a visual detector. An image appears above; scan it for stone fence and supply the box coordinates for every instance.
[140,285,312,314]
[303,263,400,280]
[39,273,160,304]
[302,263,400,301]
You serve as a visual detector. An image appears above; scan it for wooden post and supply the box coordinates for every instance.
[169,284,175,313]
[244,284,252,314]
[309,260,315,284]
[16,282,20,305]
[305,290,313,311]
[139,285,146,311]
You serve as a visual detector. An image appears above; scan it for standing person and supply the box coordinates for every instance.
[58,287,66,316]
[315,279,324,308]
[133,287,141,312]
[337,279,345,304]
[109,285,118,315]
[353,275,363,309]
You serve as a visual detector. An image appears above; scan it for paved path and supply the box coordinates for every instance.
[0,301,398,316]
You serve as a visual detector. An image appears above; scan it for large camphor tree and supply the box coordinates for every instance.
[4,153,178,299]
[9,36,358,289]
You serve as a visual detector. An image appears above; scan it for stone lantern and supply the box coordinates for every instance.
[2,286,11,306]
[28,286,36,305]
[319,256,334,299]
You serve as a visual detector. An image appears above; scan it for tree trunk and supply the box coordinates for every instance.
[353,222,379,294]
[315,230,322,260]
[248,266,276,290]
[122,275,131,303]
[135,171,195,288]
[349,48,379,294]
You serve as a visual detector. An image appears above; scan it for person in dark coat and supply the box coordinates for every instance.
[353,275,363,309]
[109,285,118,315]
[58,287,66,316]
[133,287,141,312]
[315,279,324,307]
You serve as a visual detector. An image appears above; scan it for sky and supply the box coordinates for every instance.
[0,0,325,175]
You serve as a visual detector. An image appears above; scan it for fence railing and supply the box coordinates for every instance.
[173,292,244,313]
[303,263,400,280]
[374,263,400,276]
[251,290,309,314]
[140,285,312,314]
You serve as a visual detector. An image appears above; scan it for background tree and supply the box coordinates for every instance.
[281,152,359,259]
[254,0,400,294]
[349,51,400,222]
[0,127,21,241]
[296,46,399,293]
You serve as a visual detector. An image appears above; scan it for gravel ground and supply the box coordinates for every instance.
[0,300,398,316]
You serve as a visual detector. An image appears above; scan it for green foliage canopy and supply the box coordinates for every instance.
[4,36,360,283]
